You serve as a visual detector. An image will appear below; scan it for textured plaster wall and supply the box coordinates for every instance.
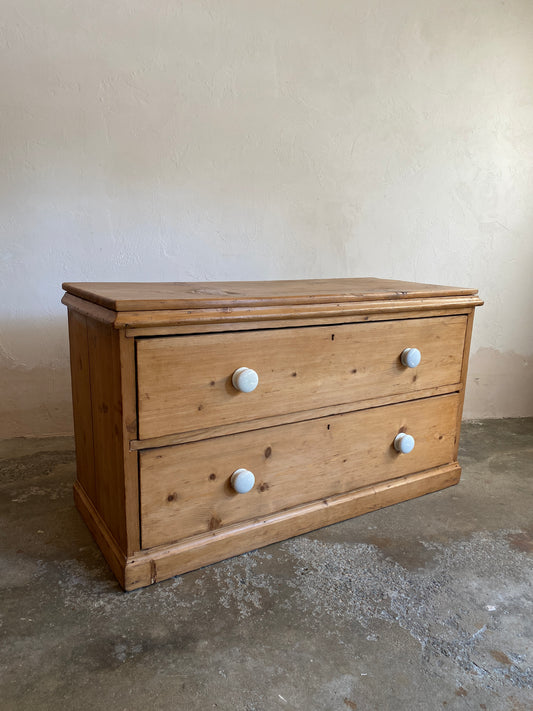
[1,0,532,437]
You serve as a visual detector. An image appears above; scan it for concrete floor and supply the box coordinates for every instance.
[0,420,532,711]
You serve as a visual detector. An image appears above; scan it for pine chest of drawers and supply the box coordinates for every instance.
[62,278,482,590]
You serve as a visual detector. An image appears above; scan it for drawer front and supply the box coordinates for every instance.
[137,315,467,440]
[140,393,460,548]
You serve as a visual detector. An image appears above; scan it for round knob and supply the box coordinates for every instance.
[394,433,415,454]
[230,468,255,493]
[232,367,259,393]
[401,347,421,368]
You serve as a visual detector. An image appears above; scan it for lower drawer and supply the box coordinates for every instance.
[140,393,460,549]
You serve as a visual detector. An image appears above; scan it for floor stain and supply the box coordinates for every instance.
[507,530,533,554]
[283,532,533,685]
[366,535,436,570]
[490,650,512,666]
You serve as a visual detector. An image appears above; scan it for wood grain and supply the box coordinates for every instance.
[123,306,474,338]
[62,293,116,324]
[126,462,461,590]
[67,310,96,502]
[114,296,483,330]
[118,330,141,554]
[62,278,483,332]
[85,318,129,551]
[66,311,140,555]
[137,315,467,440]
[63,277,481,591]
[74,482,127,589]
[130,382,463,451]
[453,309,477,459]
[140,393,460,548]
[62,278,480,312]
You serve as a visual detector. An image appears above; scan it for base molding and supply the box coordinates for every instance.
[73,482,127,589]
[76,464,460,591]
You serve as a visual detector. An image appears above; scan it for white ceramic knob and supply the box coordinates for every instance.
[231,468,255,494]
[401,347,421,368]
[394,433,415,454]
[232,367,259,393]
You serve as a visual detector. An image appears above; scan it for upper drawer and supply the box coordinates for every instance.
[136,315,467,440]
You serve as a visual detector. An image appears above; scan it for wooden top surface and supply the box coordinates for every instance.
[62,278,479,312]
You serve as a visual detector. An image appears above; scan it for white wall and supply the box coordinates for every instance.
[1,0,532,437]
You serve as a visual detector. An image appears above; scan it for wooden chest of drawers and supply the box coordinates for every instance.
[62,278,482,590]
